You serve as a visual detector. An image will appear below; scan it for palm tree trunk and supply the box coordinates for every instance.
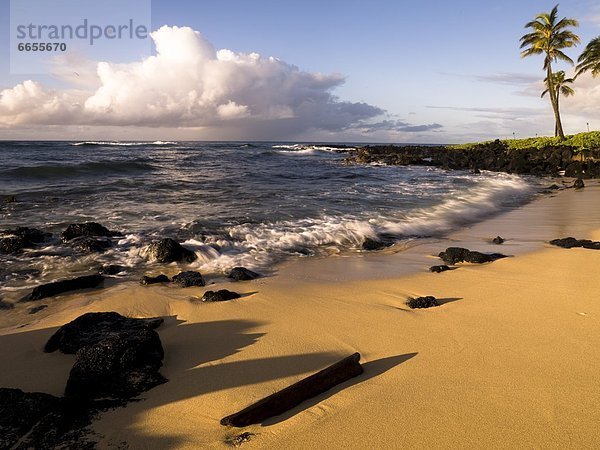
[547,64,565,139]
[555,91,560,137]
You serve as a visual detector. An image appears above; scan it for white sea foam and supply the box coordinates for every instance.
[172,172,533,274]
[272,144,355,154]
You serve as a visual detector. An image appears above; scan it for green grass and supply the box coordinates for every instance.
[450,131,600,151]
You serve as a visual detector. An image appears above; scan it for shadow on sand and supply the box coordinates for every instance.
[0,316,418,448]
[262,352,418,426]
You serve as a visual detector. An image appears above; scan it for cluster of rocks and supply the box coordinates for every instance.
[417,232,600,310]
[428,246,507,274]
[345,141,600,178]
[12,265,258,309]
[0,223,198,262]
[0,312,167,448]
[419,245,509,307]
[549,237,600,250]
[141,267,259,287]
[141,267,259,285]
[141,271,206,287]
[0,222,121,256]
[140,267,259,303]
[1,222,263,309]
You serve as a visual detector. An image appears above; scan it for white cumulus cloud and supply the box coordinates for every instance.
[0,25,390,137]
[216,101,250,120]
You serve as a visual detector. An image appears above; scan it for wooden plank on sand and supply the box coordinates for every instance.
[220,352,364,427]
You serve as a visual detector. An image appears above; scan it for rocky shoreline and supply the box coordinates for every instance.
[344,140,600,178]
[0,223,262,310]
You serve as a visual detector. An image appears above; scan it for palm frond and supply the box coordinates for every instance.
[560,85,575,96]
[576,36,600,77]
[554,18,579,30]
[552,50,575,65]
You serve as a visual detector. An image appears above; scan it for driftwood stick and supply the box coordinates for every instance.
[221,352,363,427]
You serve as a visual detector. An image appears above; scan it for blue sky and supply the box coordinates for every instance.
[1,0,599,142]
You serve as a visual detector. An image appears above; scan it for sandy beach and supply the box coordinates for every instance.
[2,182,600,449]
[3,0,600,447]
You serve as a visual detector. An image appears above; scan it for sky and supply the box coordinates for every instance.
[0,0,599,143]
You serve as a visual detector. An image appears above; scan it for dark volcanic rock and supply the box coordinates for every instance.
[0,388,61,449]
[2,313,167,447]
[407,296,439,309]
[0,226,49,254]
[3,195,16,203]
[549,237,600,250]
[361,238,391,251]
[573,177,585,189]
[0,387,107,449]
[172,271,205,287]
[429,265,452,273]
[45,312,166,400]
[0,236,27,254]
[228,267,261,281]
[492,236,505,245]
[438,247,507,265]
[147,238,197,263]
[140,274,170,285]
[580,240,600,250]
[344,142,595,178]
[29,305,48,314]
[3,227,51,244]
[575,239,600,250]
[565,161,584,178]
[548,184,561,190]
[201,290,241,302]
[549,237,580,248]
[21,274,104,302]
[65,329,166,400]
[69,237,113,253]
[45,311,163,353]
[0,299,14,310]
[61,222,115,243]
[99,265,126,275]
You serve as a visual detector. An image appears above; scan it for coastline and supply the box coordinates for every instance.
[2,181,600,448]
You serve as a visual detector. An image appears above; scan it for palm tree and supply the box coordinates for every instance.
[520,4,580,139]
[541,71,575,136]
[576,36,600,77]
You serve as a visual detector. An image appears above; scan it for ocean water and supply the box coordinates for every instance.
[0,141,539,299]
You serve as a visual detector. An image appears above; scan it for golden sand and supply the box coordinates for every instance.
[2,183,600,448]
